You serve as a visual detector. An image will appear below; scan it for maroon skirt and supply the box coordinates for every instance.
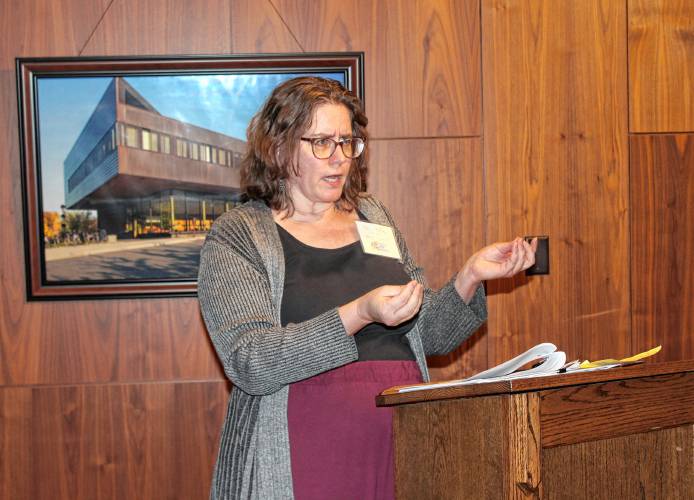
[287,360,422,500]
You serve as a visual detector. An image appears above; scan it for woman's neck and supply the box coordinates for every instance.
[274,200,342,224]
[273,202,359,248]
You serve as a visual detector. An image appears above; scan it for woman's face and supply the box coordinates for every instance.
[287,103,353,209]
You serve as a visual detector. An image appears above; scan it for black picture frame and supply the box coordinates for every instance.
[16,53,364,300]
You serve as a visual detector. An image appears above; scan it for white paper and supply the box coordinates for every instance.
[395,343,567,393]
[466,342,560,380]
[354,220,401,260]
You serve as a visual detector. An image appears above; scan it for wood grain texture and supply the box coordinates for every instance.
[630,134,694,361]
[83,0,233,55]
[542,425,694,500]
[0,295,223,385]
[393,394,542,499]
[507,393,542,499]
[0,381,229,500]
[481,0,630,366]
[369,139,484,293]
[230,0,302,53]
[0,0,111,69]
[0,0,227,386]
[2,0,484,495]
[1,2,237,498]
[393,396,508,499]
[272,0,481,138]
[378,360,694,406]
[0,0,122,383]
[5,0,693,497]
[629,0,694,132]
[369,138,488,380]
[540,371,694,447]
[389,362,694,499]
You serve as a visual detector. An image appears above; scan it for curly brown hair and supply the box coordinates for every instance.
[241,76,369,213]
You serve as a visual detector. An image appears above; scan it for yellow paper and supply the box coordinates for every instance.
[579,345,661,369]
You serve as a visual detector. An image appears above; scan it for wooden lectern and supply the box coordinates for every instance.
[377,361,694,499]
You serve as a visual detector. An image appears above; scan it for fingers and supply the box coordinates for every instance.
[508,238,525,276]
[385,281,416,305]
[509,237,537,275]
[499,237,535,277]
[378,284,410,298]
[529,237,539,252]
[468,236,539,281]
[521,238,537,270]
[389,280,420,311]
[381,281,424,326]
[395,281,424,321]
[494,240,515,253]
[490,240,515,261]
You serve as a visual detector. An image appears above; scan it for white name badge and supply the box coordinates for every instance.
[355,221,402,260]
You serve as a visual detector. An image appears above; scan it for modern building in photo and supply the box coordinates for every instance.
[63,77,244,238]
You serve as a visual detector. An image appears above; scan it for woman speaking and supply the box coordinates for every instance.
[198,76,537,500]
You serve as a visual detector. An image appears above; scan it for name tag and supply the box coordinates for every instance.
[355,221,402,260]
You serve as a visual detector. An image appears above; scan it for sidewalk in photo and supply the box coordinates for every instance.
[45,235,207,262]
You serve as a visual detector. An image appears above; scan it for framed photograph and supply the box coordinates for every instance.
[16,53,364,300]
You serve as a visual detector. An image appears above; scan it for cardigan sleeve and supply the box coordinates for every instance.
[367,196,488,356]
[415,278,487,356]
[197,221,358,396]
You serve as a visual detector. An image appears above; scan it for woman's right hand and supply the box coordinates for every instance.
[339,281,424,336]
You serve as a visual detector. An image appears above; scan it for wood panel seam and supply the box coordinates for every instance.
[629,130,694,136]
[370,135,482,141]
[625,0,632,135]
[626,0,633,359]
[78,0,118,56]
[0,379,228,390]
[268,0,306,52]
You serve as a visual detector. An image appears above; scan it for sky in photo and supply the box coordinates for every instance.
[37,71,345,211]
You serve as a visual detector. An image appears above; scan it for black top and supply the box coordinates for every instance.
[277,223,416,361]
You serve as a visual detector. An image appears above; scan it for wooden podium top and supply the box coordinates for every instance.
[385,359,694,498]
[376,359,694,407]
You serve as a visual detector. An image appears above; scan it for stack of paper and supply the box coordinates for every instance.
[395,343,565,394]
[391,344,662,394]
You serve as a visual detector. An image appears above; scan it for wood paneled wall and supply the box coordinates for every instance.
[628,0,694,361]
[630,135,694,359]
[482,0,630,363]
[0,1,692,498]
[628,0,694,132]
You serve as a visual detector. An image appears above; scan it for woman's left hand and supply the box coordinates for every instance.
[455,237,538,302]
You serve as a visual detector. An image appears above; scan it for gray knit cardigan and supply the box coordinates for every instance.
[197,195,487,500]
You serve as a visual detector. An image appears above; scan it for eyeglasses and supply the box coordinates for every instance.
[300,136,365,159]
